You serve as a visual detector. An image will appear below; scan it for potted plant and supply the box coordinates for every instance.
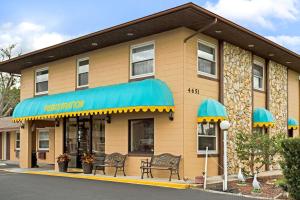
[81,153,95,174]
[57,154,70,172]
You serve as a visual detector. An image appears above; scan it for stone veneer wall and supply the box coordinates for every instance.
[268,61,288,135]
[223,42,253,174]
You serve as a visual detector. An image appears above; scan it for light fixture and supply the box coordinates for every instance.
[26,61,32,64]
[168,111,174,121]
[48,55,55,58]
[268,53,274,57]
[248,44,255,48]
[126,32,134,36]
[106,114,111,124]
[220,120,230,130]
[55,119,60,127]
[91,42,98,46]
[215,30,222,34]
[286,61,292,64]
[20,122,25,129]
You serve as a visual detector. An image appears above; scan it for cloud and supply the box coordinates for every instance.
[266,35,300,53]
[205,0,299,29]
[0,22,72,57]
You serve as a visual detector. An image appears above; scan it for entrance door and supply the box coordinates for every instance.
[65,116,105,168]
[6,133,10,160]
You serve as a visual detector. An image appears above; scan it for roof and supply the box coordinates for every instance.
[0,2,299,74]
[0,117,20,132]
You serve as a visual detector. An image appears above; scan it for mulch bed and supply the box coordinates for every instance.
[208,175,286,199]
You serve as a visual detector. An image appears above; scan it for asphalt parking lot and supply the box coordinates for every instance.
[0,170,252,200]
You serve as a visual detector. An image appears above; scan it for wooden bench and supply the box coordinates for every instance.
[93,153,127,177]
[140,153,181,181]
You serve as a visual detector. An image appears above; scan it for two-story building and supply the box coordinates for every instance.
[0,3,299,179]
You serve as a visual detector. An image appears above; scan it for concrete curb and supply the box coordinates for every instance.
[21,171,190,190]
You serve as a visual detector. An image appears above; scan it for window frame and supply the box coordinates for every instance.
[128,118,154,155]
[197,40,218,79]
[76,57,89,88]
[253,60,265,91]
[197,122,218,154]
[37,128,50,151]
[130,41,155,80]
[35,67,49,95]
[15,131,20,150]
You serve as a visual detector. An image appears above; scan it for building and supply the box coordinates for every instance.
[0,3,299,178]
[0,117,20,161]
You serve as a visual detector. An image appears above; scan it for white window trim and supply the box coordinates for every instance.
[76,57,89,88]
[253,60,265,91]
[197,39,218,79]
[15,131,20,151]
[37,128,50,151]
[196,123,218,154]
[35,67,49,95]
[130,41,155,79]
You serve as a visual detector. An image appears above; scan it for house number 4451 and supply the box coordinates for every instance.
[187,88,200,94]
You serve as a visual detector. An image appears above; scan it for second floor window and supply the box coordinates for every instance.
[130,42,154,79]
[198,41,217,78]
[253,63,264,90]
[77,58,89,88]
[35,67,48,95]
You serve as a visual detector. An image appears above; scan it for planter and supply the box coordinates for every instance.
[82,162,93,174]
[195,176,204,184]
[58,161,69,172]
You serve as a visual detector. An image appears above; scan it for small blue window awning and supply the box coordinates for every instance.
[288,118,299,130]
[197,99,228,122]
[12,79,174,122]
[253,108,275,128]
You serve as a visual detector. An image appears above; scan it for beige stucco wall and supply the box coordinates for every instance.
[183,29,220,177]
[288,69,299,137]
[35,128,55,164]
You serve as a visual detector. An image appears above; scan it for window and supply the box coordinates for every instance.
[77,58,89,88]
[198,41,217,78]
[253,127,266,134]
[197,122,218,154]
[130,42,154,79]
[38,130,49,150]
[253,62,264,90]
[15,132,20,150]
[129,119,154,154]
[35,68,48,95]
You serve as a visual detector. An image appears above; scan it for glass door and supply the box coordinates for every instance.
[65,116,105,168]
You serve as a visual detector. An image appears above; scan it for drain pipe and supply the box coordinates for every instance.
[184,18,218,43]
[181,17,217,181]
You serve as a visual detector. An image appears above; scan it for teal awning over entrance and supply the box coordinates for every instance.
[288,118,298,130]
[253,108,275,128]
[13,79,174,122]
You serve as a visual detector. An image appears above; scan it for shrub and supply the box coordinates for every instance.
[235,131,284,176]
[280,138,300,199]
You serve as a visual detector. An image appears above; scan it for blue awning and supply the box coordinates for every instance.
[197,99,227,122]
[288,118,298,130]
[13,79,174,122]
[253,108,275,128]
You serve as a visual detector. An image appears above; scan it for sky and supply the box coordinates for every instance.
[0,0,299,56]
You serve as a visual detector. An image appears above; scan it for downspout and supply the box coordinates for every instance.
[182,18,217,178]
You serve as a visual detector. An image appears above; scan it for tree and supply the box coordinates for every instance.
[0,44,21,116]
[235,131,284,176]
